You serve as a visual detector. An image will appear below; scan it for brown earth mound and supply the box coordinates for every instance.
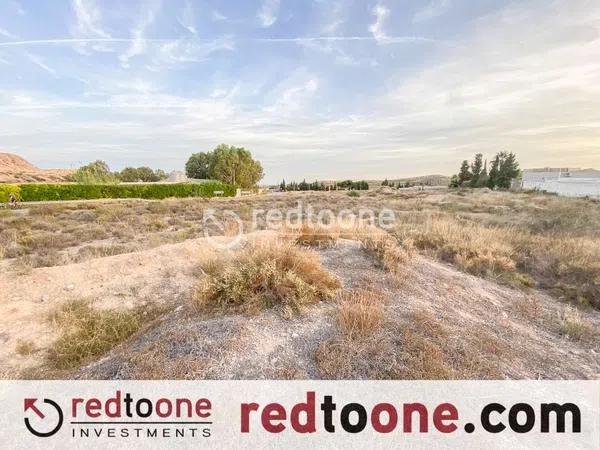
[0,152,74,183]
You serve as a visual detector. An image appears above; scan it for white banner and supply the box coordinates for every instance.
[0,381,597,449]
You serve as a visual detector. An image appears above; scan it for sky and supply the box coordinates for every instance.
[0,0,599,184]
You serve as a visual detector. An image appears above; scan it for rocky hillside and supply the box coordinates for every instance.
[0,152,74,183]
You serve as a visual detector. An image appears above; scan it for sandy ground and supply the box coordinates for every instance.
[1,235,598,379]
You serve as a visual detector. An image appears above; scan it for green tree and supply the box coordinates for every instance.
[487,154,500,189]
[74,160,118,184]
[185,152,212,179]
[469,153,483,188]
[458,160,472,186]
[476,159,489,188]
[209,144,264,188]
[449,175,460,188]
[497,152,520,189]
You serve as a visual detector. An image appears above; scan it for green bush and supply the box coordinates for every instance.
[0,184,21,202]
[10,182,234,202]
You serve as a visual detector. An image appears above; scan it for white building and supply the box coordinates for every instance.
[521,168,600,198]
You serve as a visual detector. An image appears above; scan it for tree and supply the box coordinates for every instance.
[209,144,264,188]
[185,145,264,188]
[382,179,389,186]
[458,160,472,186]
[74,160,118,184]
[119,166,166,182]
[469,153,483,188]
[185,152,212,179]
[476,159,489,188]
[449,174,460,188]
[497,152,520,189]
[487,154,500,189]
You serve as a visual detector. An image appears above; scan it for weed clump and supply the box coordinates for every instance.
[48,300,145,369]
[194,239,340,315]
[335,290,384,339]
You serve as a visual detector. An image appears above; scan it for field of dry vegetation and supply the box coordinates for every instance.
[0,188,598,380]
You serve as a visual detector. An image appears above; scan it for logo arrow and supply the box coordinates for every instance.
[24,399,46,419]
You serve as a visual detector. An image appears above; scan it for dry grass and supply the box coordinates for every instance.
[1,189,597,310]
[316,310,507,380]
[558,307,595,342]
[360,227,414,277]
[193,239,340,315]
[295,223,339,248]
[397,217,517,278]
[336,290,385,339]
[15,340,36,356]
[47,300,153,369]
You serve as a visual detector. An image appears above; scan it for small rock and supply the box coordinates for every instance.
[65,284,75,291]
[291,333,299,338]
[40,295,49,303]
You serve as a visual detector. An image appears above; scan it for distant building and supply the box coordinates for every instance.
[167,171,188,183]
[520,168,600,198]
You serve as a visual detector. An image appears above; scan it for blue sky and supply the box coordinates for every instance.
[0,0,599,183]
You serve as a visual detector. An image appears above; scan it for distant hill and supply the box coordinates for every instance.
[368,175,450,188]
[0,152,74,183]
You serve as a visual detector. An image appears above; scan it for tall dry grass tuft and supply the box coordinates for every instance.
[359,227,414,277]
[336,290,385,339]
[193,239,340,315]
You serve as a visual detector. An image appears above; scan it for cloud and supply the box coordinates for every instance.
[119,0,162,67]
[148,37,235,69]
[2,0,599,181]
[24,52,56,75]
[0,27,18,40]
[369,4,390,43]
[212,10,227,22]
[258,0,281,28]
[413,0,452,23]
[177,0,197,34]
[71,0,110,37]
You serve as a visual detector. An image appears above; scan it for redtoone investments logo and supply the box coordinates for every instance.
[23,391,212,441]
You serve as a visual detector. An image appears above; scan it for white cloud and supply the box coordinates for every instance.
[2,1,599,181]
[413,0,452,23]
[258,0,281,28]
[177,0,197,34]
[369,4,390,43]
[119,0,162,67]
[0,27,17,40]
[212,10,227,22]
[71,0,110,37]
[24,52,56,76]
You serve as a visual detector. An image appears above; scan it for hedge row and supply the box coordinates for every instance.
[0,182,235,202]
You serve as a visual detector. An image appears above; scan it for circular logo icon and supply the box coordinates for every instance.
[24,398,63,438]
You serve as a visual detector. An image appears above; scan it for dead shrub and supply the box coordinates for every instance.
[193,239,340,315]
[336,290,384,339]
[47,300,150,369]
